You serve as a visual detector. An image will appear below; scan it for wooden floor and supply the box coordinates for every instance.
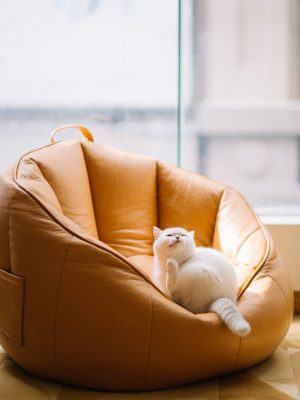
[1,317,299,400]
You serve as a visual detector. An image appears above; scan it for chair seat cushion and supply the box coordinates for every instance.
[128,255,154,278]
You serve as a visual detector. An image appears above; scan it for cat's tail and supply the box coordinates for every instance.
[209,298,251,337]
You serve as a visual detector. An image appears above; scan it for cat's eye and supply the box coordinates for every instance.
[166,233,187,237]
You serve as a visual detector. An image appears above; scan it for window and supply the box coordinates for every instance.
[181,0,300,215]
[0,0,178,168]
[1,0,299,215]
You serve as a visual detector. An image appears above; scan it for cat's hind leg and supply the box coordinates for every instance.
[209,298,251,337]
[166,258,178,297]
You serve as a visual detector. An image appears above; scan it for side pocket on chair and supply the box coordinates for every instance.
[0,269,24,345]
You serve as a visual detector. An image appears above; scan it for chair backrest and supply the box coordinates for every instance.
[14,140,225,258]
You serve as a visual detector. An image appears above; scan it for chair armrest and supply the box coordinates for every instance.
[212,187,270,294]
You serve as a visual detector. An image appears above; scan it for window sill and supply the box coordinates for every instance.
[260,216,300,225]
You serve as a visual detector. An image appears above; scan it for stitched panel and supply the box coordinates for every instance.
[0,269,24,345]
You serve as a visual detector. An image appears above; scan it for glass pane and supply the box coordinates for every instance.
[181,0,300,215]
[0,0,178,171]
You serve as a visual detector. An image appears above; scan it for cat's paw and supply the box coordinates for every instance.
[166,258,178,272]
[231,319,251,337]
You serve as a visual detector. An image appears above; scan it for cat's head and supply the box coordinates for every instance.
[153,227,196,262]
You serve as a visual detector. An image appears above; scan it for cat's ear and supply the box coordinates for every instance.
[153,226,162,239]
[189,230,195,237]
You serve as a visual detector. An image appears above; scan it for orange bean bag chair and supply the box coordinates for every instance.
[0,125,293,391]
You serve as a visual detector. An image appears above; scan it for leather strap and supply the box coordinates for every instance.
[50,125,94,143]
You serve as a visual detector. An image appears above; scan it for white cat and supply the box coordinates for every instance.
[152,226,251,337]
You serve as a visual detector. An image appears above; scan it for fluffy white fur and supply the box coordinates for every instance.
[153,226,251,337]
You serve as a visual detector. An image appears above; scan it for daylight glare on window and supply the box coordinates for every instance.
[0,0,178,166]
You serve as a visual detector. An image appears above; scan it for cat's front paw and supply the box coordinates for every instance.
[166,258,178,272]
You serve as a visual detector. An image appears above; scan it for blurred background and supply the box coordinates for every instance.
[1,0,300,215]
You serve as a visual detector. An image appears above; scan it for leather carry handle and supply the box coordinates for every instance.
[50,124,94,143]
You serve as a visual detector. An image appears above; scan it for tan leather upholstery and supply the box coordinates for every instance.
[0,138,293,391]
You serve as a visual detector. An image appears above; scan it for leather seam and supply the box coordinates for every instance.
[212,188,226,247]
[7,199,25,345]
[53,235,74,382]
[156,161,160,230]
[233,190,271,299]
[0,275,25,346]
[257,271,291,340]
[266,273,292,329]
[143,283,154,390]
[213,186,271,299]
[0,328,21,345]
[233,226,261,262]
[0,196,13,209]
[237,236,269,299]
[233,272,290,370]
[24,158,65,218]
[7,198,14,273]
[258,272,289,313]
[232,336,242,370]
[80,142,100,239]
